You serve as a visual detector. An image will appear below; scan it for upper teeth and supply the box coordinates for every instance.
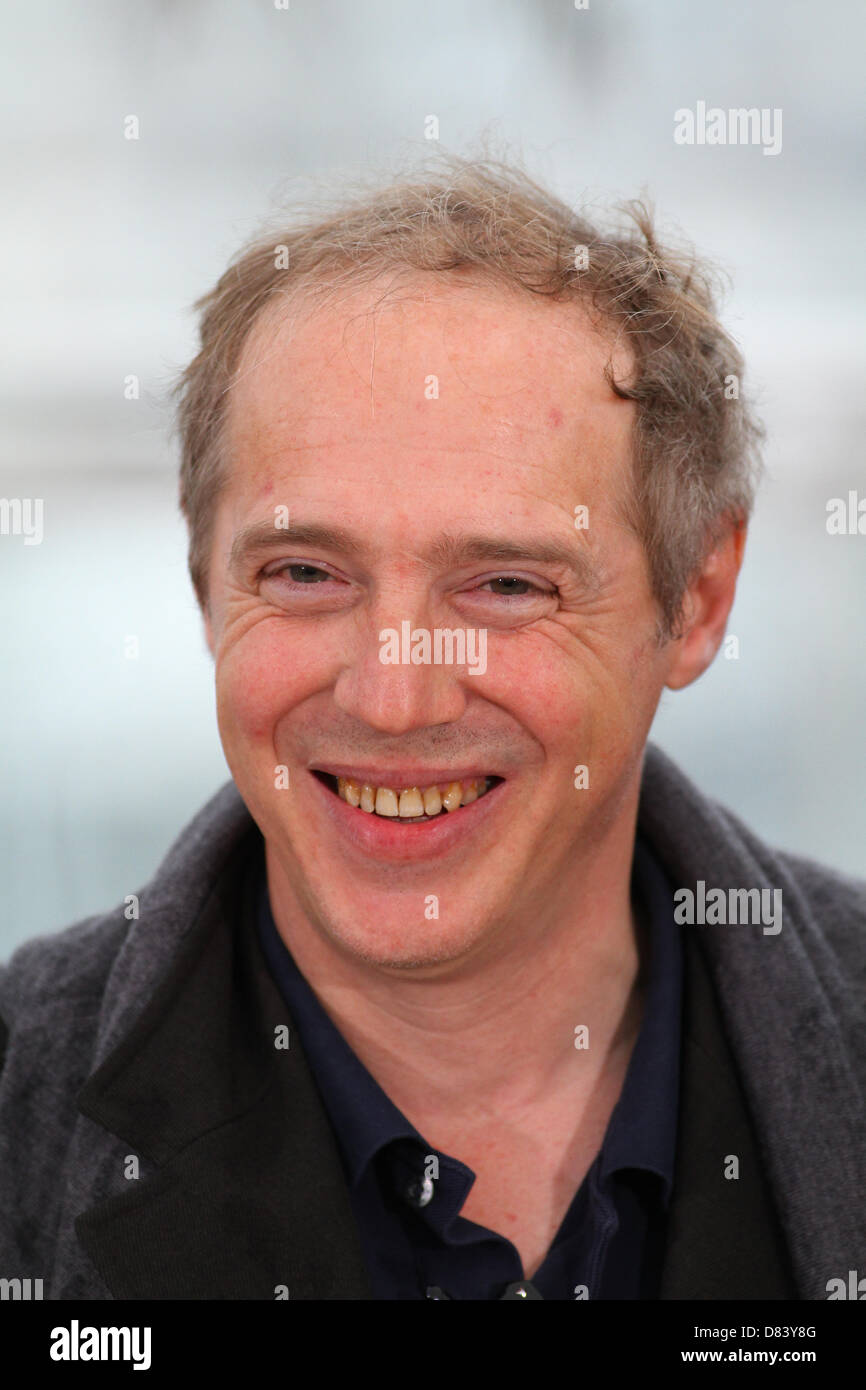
[336,777,491,817]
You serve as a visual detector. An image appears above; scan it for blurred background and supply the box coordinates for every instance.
[2,0,864,953]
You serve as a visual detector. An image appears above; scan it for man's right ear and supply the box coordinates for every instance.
[203,604,215,657]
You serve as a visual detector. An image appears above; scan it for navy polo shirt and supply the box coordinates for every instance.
[255,834,683,1300]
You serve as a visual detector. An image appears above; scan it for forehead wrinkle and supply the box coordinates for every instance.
[232,422,560,467]
[232,392,609,460]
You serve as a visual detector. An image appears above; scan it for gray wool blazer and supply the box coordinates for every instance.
[0,743,863,1300]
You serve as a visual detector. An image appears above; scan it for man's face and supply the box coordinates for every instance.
[204,275,677,971]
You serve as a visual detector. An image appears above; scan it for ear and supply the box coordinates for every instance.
[664,520,747,691]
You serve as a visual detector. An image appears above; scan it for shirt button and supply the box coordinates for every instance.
[405,1173,435,1207]
[501,1281,543,1300]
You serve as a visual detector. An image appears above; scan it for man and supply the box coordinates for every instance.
[1,157,863,1301]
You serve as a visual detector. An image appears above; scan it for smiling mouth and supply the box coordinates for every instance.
[312,771,503,822]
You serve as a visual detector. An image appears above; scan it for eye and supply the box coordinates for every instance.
[264,563,334,586]
[478,576,557,599]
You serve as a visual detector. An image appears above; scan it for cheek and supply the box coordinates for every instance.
[483,626,656,767]
[480,636,593,757]
[215,623,324,747]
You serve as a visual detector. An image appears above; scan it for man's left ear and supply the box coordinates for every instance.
[664,520,747,691]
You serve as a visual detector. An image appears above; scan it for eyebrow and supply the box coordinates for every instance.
[229,520,604,592]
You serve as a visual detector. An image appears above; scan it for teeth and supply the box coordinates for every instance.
[422,785,442,816]
[338,778,361,807]
[332,774,492,819]
[375,787,400,817]
[398,788,425,818]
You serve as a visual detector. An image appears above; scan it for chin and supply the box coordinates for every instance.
[316,902,486,973]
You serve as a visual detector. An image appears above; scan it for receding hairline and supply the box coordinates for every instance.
[226,260,639,414]
[176,155,763,638]
[206,268,641,616]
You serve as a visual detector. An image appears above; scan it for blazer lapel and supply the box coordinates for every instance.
[660,927,798,1299]
[74,834,373,1300]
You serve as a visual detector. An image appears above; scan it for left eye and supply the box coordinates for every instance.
[479,577,554,597]
[284,564,329,584]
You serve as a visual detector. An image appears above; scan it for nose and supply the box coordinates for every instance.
[332,611,471,736]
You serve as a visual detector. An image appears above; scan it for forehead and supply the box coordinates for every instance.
[223,272,635,510]
[216,273,636,544]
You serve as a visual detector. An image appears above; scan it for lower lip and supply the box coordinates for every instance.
[307,771,508,864]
